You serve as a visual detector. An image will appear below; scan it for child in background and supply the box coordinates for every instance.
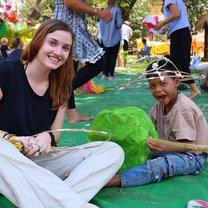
[106,58,208,187]
[0,37,9,60]
[137,38,151,62]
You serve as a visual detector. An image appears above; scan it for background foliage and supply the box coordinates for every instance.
[19,0,207,36]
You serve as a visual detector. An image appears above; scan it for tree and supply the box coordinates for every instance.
[184,0,208,33]
[20,0,141,23]
[117,0,138,20]
[19,0,54,22]
[129,0,150,38]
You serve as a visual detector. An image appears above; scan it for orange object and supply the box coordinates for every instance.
[83,80,104,94]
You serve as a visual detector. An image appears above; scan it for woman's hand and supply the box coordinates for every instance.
[98,8,112,22]
[14,132,51,158]
[154,22,163,30]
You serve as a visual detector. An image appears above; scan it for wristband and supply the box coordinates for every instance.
[3,132,9,138]
[48,131,57,147]
[4,134,16,140]
[2,133,23,151]
[0,131,9,138]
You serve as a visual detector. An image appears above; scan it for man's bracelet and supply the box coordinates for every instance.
[48,131,57,147]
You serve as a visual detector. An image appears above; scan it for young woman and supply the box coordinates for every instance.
[0,19,124,208]
[54,0,113,124]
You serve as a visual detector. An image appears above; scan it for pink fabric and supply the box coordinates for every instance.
[187,200,208,208]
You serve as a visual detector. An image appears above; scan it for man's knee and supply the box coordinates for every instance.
[147,157,169,182]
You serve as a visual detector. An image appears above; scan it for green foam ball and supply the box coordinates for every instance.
[88,107,159,171]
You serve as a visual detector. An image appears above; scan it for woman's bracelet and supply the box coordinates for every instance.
[160,20,165,26]
[0,130,5,138]
[4,134,16,141]
[48,131,57,147]
[1,132,23,151]
[0,130,8,138]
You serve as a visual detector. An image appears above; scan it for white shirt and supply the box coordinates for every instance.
[122,24,132,42]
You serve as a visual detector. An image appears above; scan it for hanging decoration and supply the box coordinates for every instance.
[142,15,163,34]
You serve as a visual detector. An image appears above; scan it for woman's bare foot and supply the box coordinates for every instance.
[189,90,201,99]
[67,108,93,124]
[189,83,201,99]
[109,76,116,81]
[82,203,99,208]
[101,74,106,80]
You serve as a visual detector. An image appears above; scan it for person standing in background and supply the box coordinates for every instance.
[121,20,133,68]
[7,37,24,61]
[100,0,122,80]
[0,37,9,61]
[154,0,201,99]
[54,0,113,124]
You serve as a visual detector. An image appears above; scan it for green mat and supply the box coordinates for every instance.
[1,71,208,207]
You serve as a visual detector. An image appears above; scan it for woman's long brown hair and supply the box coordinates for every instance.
[22,19,74,110]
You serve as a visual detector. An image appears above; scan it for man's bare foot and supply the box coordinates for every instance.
[105,174,121,187]
[189,90,201,99]
[67,109,93,124]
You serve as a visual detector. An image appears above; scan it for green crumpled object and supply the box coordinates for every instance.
[88,107,159,171]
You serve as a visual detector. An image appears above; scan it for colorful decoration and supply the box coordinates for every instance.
[0,1,34,43]
[83,80,104,94]
[187,200,208,208]
[0,17,35,43]
[136,40,170,55]
[0,0,18,23]
[192,38,204,56]
[142,15,163,35]
[76,80,105,95]
[88,107,159,171]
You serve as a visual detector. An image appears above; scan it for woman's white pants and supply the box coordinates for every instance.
[0,139,124,208]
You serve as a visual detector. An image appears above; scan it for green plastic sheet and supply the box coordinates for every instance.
[88,106,159,171]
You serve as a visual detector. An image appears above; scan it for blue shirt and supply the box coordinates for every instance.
[164,0,190,36]
[0,45,8,58]
[99,6,123,47]
[7,49,23,61]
